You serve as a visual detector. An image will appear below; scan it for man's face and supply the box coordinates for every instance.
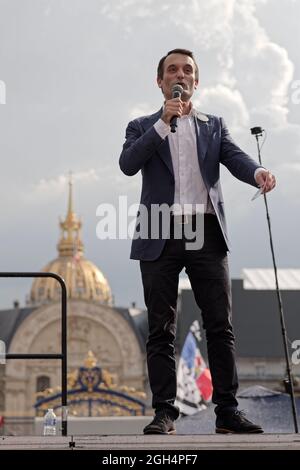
[157,53,198,101]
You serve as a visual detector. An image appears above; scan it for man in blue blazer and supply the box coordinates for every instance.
[119,49,276,434]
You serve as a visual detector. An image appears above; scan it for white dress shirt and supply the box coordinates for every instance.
[154,108,215,215]
[154,108,263,216]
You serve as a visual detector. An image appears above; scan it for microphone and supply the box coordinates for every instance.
[170,84,183,133]
[250,126,264,136]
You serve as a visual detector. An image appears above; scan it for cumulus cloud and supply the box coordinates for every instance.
[101,0,295,129]
[24,169,100,204]
[23,166,141,208]
[196,85,250,130]
[129,103,156,120]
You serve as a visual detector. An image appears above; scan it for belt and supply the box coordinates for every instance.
[170,214,197,224]
[170,213,215,224]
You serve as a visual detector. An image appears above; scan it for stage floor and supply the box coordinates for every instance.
[0,433,300,450]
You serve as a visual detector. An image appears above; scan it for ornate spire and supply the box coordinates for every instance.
[67,170,74,216]
[84,350,98,369]
[57,173,84,258]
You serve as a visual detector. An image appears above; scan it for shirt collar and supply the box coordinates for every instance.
[161,102,209,122]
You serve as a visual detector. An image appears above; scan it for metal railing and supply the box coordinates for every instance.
[0,272,68,435]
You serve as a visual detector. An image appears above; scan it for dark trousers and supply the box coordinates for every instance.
[140,214,239,419]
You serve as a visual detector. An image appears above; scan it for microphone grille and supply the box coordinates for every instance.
[171,84,184,97]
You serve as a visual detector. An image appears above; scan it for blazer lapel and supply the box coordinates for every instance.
[141,109,174,177]
[141,108,211,176]
[156,139,174,176]
[193,110,210,163]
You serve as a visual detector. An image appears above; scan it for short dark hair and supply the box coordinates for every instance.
[157,48,199,81]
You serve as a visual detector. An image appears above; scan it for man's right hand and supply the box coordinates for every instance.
[161,97,183,125]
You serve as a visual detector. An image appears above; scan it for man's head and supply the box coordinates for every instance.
[157,48,199,102]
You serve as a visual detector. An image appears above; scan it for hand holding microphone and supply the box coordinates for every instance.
[161,84,184,132]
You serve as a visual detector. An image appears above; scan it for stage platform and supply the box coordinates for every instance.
[0,433,300,450]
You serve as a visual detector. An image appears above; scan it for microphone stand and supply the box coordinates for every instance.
[251,127,298,433]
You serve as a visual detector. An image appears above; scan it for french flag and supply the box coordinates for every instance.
[175,320,213,415]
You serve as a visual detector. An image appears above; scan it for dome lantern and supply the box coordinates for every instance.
[29,175,112,306]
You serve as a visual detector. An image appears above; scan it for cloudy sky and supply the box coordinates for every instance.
[0,0,299,310]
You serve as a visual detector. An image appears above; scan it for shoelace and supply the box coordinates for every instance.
[233,410,252,423]
[154,412,173,424]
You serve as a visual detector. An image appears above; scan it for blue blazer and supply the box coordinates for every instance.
[119,108,261,261]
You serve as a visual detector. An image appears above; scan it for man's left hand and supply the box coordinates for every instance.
[255,169,276,193]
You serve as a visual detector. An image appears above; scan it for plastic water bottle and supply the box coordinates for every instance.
[43,408,57,436]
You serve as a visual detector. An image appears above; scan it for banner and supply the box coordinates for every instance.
[176,320,213,415]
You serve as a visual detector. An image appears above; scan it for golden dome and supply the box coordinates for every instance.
[29,176,113,306]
